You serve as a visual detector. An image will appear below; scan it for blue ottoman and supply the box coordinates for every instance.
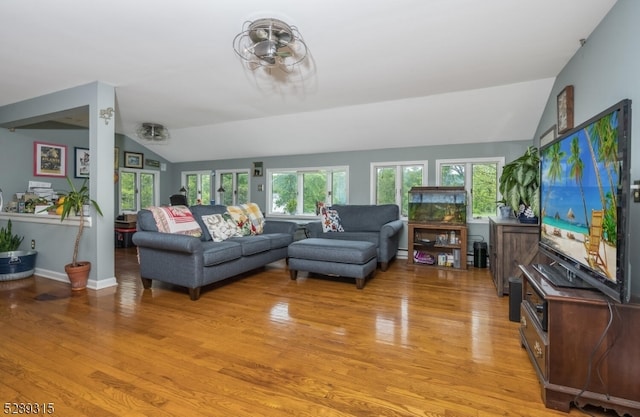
[288,238,377,289]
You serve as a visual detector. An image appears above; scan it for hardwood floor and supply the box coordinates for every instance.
[0,248,619,416]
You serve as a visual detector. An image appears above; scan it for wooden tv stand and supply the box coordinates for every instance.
[519,265,640,416]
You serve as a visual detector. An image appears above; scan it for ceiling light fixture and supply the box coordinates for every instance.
[232,18,308,72]
[136,123,170,144]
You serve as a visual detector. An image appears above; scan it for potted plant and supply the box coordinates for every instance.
[498,146,540,223]
[48,177,103,290]
[496,199,513,219]
[0,219,37,281]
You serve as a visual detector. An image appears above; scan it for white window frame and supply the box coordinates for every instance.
[181,170,212,206]
[118,168,160,214]
[266,165,349,218]
[370,160,428,219]
[435,157,505,222]
[215,169,251,206]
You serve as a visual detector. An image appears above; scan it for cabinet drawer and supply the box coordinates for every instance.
[520,304,548,380]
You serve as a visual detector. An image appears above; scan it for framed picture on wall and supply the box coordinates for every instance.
[74,147,90,178]
[557,85,574,134]
[34,141,67,177]
[124,151,143,168]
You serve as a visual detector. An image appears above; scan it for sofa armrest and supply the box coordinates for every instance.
[263,220,298,235]
[381,219,404,238]
[132,231,203,254]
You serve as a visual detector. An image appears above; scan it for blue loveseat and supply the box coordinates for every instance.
[132,204,297,300]
[305,204,404,271]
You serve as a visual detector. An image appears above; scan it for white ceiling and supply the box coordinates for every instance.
[0,0,616,163]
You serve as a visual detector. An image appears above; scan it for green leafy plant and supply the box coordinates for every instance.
[0,219,24,252]
[46,177,103,266]
[498,146,540,218]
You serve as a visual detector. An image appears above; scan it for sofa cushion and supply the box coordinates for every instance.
[311,231,379,247]
[264,232,294,250]
[201,213,241,242]
[288,238,377,264]
[201,241,243,266]
[331,204,399,232]
[147,205,202,237]
[227,235,271,256]
[137,209,159,232]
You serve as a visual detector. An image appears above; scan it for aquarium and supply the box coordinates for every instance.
[408,186,467,224]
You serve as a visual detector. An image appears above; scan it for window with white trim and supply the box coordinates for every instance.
[267,166,348,217]
[118,168,159,213]
[181,171,212,206]
[215,169,250,206]
[371,161,427,218]
[436,157,505,220]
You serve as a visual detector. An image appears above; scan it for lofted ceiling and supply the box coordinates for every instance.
[0,0,616,163]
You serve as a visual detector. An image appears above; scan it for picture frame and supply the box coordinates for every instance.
[74,147,90,178]
[124,151,144,168]
[557,85,574,134]
[34,141,67,177]
[114,147,119,169]
[539,125,556,147]
[145,159,160,168]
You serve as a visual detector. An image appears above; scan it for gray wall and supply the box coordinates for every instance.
[0,126,172,281]
[532,0,640,298]
[176,140,532,257]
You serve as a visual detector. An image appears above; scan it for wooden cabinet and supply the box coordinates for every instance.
[408,222,467,270]
[519,265,640,415]
[489,217,538,296]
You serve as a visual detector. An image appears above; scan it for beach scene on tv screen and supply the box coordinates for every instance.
[540,110,618,282]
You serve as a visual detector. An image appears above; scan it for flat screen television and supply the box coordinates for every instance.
[538,99,632,304]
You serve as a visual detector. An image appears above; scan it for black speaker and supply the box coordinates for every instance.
[473,242,487,268]
[509,276,522,322]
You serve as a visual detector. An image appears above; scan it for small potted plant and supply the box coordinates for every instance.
[496,199,513,219]
[498,146,540,223]
[0,219,37,281]
[48,177,103,290]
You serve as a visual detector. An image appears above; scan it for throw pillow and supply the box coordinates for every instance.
[321,206,344,233]
[201,213,241,242]
[227,203,265,235]
[242,202,265,235]
[148,205,203,237]
[226,205,252,236]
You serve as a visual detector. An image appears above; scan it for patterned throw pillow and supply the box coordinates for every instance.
[320,205,344,233]
[148,205,202,237]
[227,203,265,235]
[201,213,241,242]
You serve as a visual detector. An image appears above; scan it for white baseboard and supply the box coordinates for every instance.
[34,267,118,290]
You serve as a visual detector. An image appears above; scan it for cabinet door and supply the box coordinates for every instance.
[501,228,538,288]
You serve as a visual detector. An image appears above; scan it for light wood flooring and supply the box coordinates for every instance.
[0,248,620,416]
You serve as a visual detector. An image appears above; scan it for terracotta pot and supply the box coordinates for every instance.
[65,261,91,291]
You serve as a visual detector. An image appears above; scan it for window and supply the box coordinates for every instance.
[182,171,212,206]
[267,166,348,216]
[216,169,250,206]
[436,157,504,220]
[118,168,159,213]
[371,161,427,218]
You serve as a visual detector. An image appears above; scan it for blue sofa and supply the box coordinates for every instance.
[305,204,404,271]
[132,204,297,300]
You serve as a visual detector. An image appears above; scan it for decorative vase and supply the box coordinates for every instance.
[65,261,91,291]
[499,206,512,219]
